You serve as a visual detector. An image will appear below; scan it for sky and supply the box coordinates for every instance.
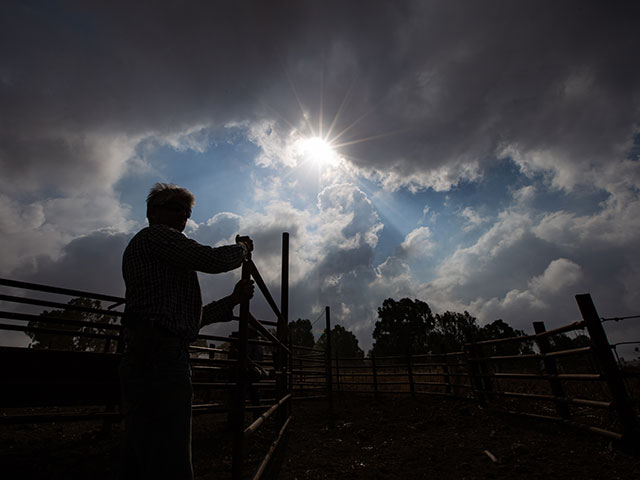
[1,0,639,357]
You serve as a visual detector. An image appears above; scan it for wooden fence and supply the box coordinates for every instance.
[0,232,293,480]
[293,295,640,444]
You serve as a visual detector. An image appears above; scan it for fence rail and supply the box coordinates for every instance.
[292,294,640,445]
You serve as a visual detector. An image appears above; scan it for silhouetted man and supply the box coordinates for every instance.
[119,183,254,480]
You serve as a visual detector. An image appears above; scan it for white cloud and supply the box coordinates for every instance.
[400,226,435,257]
[529,258,582,297]
[468,258,582,325]
[459,207,489,232]
[533,189,640,249]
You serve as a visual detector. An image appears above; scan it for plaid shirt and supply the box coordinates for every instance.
[122,224,247,340]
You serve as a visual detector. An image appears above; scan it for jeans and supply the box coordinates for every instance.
[118,333,193,480]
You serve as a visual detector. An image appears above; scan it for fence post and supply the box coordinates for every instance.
[371,353,379,399]
[533,321,571,420]
[464,343,486,406]
[278,232,290,422]
[335,352,341,393]
[407,352,415,396]
[115,327,125,354]
[576,294,639,440]
[231,259,251,480]
[325,306,333,410]
[288,336,293,396]
[533,322,571,420]
[442,353,452,395]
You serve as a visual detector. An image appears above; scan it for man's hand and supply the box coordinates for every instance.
[235,235,253,253]
[231,278,255,305]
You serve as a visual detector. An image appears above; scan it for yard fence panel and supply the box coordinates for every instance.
[0,231,294,480]
[292,293,639,444]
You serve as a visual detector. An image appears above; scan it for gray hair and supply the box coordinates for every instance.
[146,183,195,218]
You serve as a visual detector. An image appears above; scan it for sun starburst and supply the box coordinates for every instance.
[298,136,339,168]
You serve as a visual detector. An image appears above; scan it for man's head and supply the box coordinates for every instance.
[146,183,195,232]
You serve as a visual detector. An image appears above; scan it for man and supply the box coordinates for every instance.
[119,183,254,480]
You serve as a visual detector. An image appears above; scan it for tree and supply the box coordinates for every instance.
[549,333,590,352]
[27,297,119,352]
[430,311,481,353]
[288,318,316,348]
[317,324,364,358]
[371,298,434,356]
[478,319,532,355]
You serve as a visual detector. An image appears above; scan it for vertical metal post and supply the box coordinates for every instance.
[325,306,333,410]
[287,335,293,396]
[407,352,415,396]
[576,294,639,440]
[371,353,379,399]
[298,357,303,393]
[232,259,251,480]
[278,232,290,421]
[442,353,452,395]
[465,343,486,406]
[115,327,125,354]
[533,321,571,420]
[335,352,341,393]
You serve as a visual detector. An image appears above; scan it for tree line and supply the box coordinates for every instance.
[27,296,589,358]
[291,297,589,358]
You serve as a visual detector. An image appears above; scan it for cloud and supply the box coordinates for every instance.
[11,230,130,297]
[195,184,388,347]
[3,1,639,197]
[399,226,435,258]
[475,258,582,317]
[459,207,489,232]
[0,190,135,277]
[528,258,582,297]
[532,186,640,253]
[418,190,640,338]
[193,212,242,247]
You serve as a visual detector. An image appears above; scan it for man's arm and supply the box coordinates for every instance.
[200,278,255,327]
[147,225,252,274]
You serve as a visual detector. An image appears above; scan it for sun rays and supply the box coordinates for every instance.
[277,70,396,175]
[250,69,404,204]
[298,136,339,168]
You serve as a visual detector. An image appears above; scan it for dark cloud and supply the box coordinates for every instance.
[3,1,637,192]
[13,229,130,296]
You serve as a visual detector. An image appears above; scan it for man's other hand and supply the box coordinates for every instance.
[235,235,254,253]
[231,278,255,305]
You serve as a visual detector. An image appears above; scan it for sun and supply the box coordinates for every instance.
[299,136,339,168]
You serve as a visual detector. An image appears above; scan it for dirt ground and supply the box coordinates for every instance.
[281,395,639,479]
[1,395,639,479]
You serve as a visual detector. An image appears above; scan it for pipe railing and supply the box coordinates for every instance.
[0,232,294,479]
[292,295,639,444]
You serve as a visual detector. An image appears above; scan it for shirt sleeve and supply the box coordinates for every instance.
[146,225,247,273]
[201,295,236,326]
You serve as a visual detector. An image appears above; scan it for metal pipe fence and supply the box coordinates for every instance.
[292,294,639,445]
[0,232,294,480]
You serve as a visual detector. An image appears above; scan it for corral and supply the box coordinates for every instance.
[1,232,639,478]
